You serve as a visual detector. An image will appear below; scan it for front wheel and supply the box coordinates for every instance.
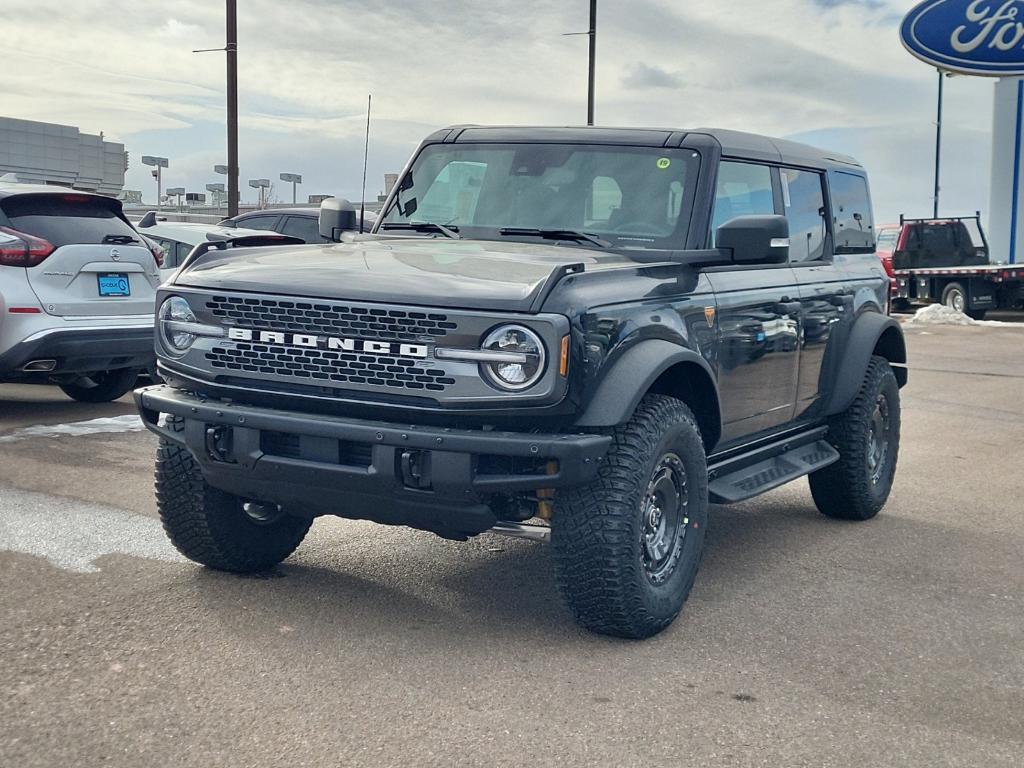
[809,356,900,521]
[155,418,312,572]
[59,368,139,403]
[552,395,709,639]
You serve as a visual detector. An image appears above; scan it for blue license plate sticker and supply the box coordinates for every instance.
[98,274,130,297]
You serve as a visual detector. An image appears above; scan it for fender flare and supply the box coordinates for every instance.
[575,340,720,429]
[825,312,907,416]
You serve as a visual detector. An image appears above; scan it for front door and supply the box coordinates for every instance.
[706,161,801,445]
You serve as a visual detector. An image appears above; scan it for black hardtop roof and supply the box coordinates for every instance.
[430,125,863,172]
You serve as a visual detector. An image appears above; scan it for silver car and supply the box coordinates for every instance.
[0,184,160,402]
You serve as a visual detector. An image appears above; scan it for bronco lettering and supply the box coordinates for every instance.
[225,327,429,358]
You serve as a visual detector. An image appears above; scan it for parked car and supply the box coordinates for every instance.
[219,206,377,240]
[134,213,280,280]
[0,184,160,401]
[138,126,906,639]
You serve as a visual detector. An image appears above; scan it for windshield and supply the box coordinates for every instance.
[380,143,700,250]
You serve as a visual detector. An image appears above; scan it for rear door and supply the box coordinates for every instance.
[781,166,852,421]
[706,160,801,444]
[1,193,159,317]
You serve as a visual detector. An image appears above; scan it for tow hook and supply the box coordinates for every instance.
[205,426,235,463]
[400,449,432,490]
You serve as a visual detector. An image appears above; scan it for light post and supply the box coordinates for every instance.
[194,1,239,218]
[206,183,226,209]
[248,178,270,208]
[933,69,959,219]
[166,187,185,212]
[280,173,302,204]
[563,0,597,125]
[141,156,168,210]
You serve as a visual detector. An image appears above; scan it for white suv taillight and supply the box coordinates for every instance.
[0,226,55,267]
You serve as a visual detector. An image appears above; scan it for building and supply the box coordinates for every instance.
[0,116,127,196]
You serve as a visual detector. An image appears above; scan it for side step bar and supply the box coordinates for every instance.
[708,429,839,504]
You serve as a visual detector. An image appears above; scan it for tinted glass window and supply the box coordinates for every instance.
[149,237,173,265]
[876,229,898,249]
[280,215,323,243]
[236,215,279,231]
[711,162,775,245]
[830,172,874,251]
[175,242,191,264]
[1,194,140,248]
[381,144,700,251]
[781,168,827,262]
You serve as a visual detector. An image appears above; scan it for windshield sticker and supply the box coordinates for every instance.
[656,158,672,170]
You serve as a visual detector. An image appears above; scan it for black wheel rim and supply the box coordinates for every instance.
[867,393,892,486]
[640,453,688,584]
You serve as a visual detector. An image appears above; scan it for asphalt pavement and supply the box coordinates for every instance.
[1,320,1022,767]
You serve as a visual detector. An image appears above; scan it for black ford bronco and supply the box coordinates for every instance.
[136,126,907,639]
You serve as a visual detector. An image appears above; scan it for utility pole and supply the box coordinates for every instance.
[226,0,239,218]
[588,0,597,126]
[564,2,598,125]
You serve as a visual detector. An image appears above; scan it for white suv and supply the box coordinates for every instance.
[0,184,160,402]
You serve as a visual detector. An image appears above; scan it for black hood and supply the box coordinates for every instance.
[173,237,638,312]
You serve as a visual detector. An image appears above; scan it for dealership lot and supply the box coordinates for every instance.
[1,321,1022,768]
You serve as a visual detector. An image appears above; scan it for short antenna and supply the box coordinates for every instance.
[360,94,372,232]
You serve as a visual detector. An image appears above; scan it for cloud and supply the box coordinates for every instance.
[622,64,683,90]
[0,0,1000,219]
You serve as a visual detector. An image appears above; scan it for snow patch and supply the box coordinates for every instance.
[905,305,1024,328]
[0,485,184,573]
[0,414,146,443]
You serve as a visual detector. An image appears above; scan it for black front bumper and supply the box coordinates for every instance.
[0,326,155,379]
[135,385,610,538]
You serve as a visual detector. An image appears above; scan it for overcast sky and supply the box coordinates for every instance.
[2,0,1001,222]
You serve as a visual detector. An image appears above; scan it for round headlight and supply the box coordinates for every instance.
[480,325,546,391]
[159,296,198,354]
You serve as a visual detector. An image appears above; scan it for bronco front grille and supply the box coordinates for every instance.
[206,295,458,342]
[206,342,456,392]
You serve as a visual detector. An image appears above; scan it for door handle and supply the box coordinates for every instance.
[828,293,855,307]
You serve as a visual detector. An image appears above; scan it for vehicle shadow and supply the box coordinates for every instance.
[182,494,855,646]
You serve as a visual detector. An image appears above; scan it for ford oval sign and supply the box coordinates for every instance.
[901,0,1024,76]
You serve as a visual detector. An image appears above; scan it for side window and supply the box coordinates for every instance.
[711,162,775,245]
[174,242,191,265]
[237,215,279,232]
[280,215,323,243]
[149,237,172,266]
[588,176,622,226]
[781,168,827,262]
[830,172,874,251]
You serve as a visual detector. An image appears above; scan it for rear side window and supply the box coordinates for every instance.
[711,162,775,245]
[236,215,279,231]
[781,168,827,262]
[830,172,874,252]
[1,194,140,248]
[280,215,323,243]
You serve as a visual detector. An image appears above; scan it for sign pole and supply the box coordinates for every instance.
[934,69,943,219]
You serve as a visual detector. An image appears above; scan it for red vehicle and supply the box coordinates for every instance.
[878,214,1024,320]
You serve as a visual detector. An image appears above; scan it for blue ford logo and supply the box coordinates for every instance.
[901,0,1024,76]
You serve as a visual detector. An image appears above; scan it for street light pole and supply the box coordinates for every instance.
[587,0,597,126]
[225,0,238,219]
[934,68,943,219]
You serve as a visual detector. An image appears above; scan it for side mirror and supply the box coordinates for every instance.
[715,215,790,265]
[319,198,358,242]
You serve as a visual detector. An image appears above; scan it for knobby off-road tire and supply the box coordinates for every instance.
[59,368,138,403]
[809,356,900,521]
[155,417,312,572]
[552,395,709,639]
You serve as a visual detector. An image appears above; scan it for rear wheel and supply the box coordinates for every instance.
[155,418,312,572]
[809,356,900,521]
[59,368,139,403]
[552,395,709,639]
[941,282,968,314]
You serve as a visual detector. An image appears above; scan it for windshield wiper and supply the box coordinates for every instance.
[102,234,141,245]
[380,222,462,240]
[498,228,610,249]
